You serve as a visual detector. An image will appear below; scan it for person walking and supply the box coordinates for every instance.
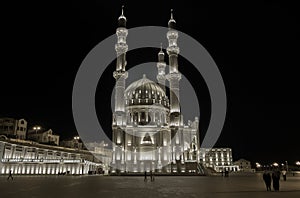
[150,170,155,182]
[7,170,13,180]
[144,171,147,182]
[272,170,280,191]
[282,169,287,181]
[224,170,229,177]
[263,171,272,191]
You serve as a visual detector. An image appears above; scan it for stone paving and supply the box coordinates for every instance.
[0,173,300,198]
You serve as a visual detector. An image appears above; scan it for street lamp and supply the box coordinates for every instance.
[73,136,80,140]
[296,161,300,166]
[273,162,279,167]
[255,162,261,168]
[73,136,80,150]
[33,126,41,133]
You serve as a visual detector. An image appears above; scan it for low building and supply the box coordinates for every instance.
[0,138,103,175]
[200,148,239,172]
[233,158,253,172]
[60,137,83,150]
[0,118,27,140]
[27,129,59,146]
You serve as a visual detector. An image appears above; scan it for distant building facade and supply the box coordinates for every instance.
[201,148,239,172]
[0,118,27,140]
[233,158,253,172]
[0,138,103,175]
[92,141,112,169]
[27,129,59,146]
[60,138,83,150]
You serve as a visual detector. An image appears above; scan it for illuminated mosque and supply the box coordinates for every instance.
[111,7,200,173]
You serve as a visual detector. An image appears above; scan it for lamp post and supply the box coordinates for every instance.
[73,136,81,150]
[273,162,279,167]
[33,126,41,134]
[296,161,300,169]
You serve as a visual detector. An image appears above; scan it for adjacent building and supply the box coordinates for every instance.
[0,138,103,175]
[233,158,253,172]
[60,137,83,150]
[0,118,27,140]
[27,129,60,146]
[201,148,239,172]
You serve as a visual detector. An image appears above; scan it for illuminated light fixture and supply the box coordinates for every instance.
[33,126,41,130]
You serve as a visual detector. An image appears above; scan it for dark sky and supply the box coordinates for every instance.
[1,1,299,165]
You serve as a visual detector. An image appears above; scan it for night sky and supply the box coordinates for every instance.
[1,1,299,165]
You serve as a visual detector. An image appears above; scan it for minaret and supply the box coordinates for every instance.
[166,9,181,126]
[166,9,183,168]
[156,43,166,92]
[113,5,128,113]
[112,6,128,171]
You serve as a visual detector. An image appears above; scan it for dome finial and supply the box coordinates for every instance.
[168,9,176,29]
[158,43,165,62]
[143,74,146,79]
[118,5,126,20]
[118,5,127,27]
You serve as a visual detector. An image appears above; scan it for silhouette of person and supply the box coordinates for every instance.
[282,169,287,181]
[7,170,13,180]
[144,171,147,182]
[224,170,229,177]
[263,171,272,191]
[150,170,155,182]
[272,170,280,191]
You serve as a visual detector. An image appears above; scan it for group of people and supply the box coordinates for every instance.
[144,171,155,182]
[221,170,230,177]
[263,169,286,192]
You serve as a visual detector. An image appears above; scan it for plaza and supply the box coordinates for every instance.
[1,173,300,198]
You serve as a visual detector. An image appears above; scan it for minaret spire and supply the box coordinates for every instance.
[166,9,181,119]
[113,5,128,111]
[118,5,127,27]
[168,9,176,29]
[157,43,166,92]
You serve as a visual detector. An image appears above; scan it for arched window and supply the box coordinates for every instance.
[142,133,152,144]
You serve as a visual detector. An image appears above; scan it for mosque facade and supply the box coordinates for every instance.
[111,8,200,173]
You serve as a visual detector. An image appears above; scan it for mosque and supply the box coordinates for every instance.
[111,7,200,173]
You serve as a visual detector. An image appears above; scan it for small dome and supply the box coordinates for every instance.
[168,9,176,29]
[118,6,127,27]
[158,43,165,62]
[125,74,169,107]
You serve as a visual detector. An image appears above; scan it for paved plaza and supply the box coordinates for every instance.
[0,173,300,198]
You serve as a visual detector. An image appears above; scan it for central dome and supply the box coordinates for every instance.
[125,74,169,107]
